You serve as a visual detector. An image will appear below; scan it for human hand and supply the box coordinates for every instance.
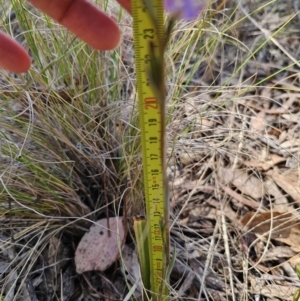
[0,0,131,73]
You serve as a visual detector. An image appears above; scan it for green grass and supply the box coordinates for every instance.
[0,1,142,297]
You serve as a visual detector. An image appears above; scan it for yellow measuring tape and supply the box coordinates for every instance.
[131,0,168,298]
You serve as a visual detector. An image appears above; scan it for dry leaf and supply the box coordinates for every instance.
[189,204,217,221]
[48,236,64,266]
[219,167,264,199]
[266,169,300,204]
[240,211,294,238]
[264,178,289,212]
[260,246,295,262]
[47,236,67,276]
[75,217,125,274]
[249,276,296,300]
[220,184,260,209]
[280,139,300,149]
[276,226,300,253]
[241,211,300,251]
[281,261,298,279]
[251,111,266,132]
[282,113,300,122]
[245,154,285,171]
[288,253,300,269]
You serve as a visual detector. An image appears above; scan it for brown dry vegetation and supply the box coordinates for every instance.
[167,0,300,300]
[1,0,300,300]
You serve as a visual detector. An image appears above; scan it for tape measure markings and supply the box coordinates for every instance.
[131,0,166,296]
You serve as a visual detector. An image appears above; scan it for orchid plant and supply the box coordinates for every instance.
[133,0,204,300]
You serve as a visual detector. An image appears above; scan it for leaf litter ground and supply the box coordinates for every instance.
[1,0,300,300]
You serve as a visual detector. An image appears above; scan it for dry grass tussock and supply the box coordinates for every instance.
[1,0,300,300]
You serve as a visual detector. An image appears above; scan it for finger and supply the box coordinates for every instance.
[116,0,131,13]
[27,0,121,50]
[0,31,31,73]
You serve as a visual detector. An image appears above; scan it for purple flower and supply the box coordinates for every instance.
[165,0,204,20]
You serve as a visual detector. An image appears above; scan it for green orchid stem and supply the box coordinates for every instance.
[132,0,171,299]
[133,217,151,299]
